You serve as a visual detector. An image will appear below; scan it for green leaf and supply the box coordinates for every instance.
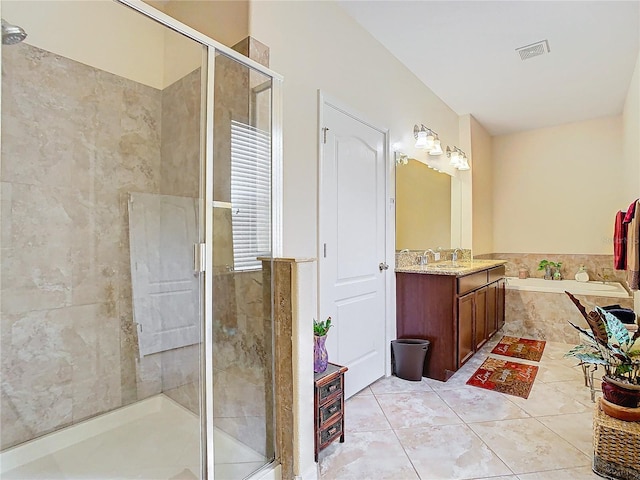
[565,344,594,357]
[537,260,549,270]
[574,352,608,365]
[596,306,631,348]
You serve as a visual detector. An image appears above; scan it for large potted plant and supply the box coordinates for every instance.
[313,317,332,374]
[564,292,640,419]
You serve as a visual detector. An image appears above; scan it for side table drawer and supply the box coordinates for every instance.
[319,418,343,446]
[319,397,342,426]
[318,376,342,402]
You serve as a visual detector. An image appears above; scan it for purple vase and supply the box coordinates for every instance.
[314,335,328,373]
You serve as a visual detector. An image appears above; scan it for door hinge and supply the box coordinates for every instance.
[193,243,206,273]
[323,243,327,258]
[322,127,329,144]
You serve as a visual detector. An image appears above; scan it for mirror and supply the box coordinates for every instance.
[396,158,452,250]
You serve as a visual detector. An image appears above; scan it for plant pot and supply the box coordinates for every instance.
[314,335,328,373]
[600,397,640,422]
[601,375,640,408]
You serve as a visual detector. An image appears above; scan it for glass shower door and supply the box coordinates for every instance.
[0,1,206,478]
[209,50,276,479]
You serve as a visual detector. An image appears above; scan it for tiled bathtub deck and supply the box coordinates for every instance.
[319,336,603,480]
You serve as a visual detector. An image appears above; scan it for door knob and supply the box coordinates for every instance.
[379,262,389,271]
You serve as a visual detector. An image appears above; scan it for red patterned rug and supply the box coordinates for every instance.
[490,336,546,362]
[466,357,539,399]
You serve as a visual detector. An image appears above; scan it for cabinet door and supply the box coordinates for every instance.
[475,287,488,350]
[486,282,498,338]
[497,279,506,330]
[458,293,474,366]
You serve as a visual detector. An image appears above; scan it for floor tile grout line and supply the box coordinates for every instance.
[371,388,423,479]
[530,414,595,462]
[325,340,597,479]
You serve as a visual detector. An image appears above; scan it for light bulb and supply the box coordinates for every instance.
[425,133,435,150]
[429,139,443,156]
[449,150,459,167]
[414,131,428,149]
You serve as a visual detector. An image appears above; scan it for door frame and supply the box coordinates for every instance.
[317,90,395,379]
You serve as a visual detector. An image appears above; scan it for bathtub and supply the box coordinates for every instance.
[505,277,631,299]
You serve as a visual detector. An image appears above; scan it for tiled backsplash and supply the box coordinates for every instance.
[474,252,627,284]
[395,249,472,268]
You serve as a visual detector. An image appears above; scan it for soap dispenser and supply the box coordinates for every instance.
[575,265,589,283]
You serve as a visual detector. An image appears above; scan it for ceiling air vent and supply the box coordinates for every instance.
[516,40,550,60]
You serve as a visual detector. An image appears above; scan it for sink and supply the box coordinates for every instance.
[427,262,467,269]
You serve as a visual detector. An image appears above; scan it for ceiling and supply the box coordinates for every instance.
[339,1,640,135]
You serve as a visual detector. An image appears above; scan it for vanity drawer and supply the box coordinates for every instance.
[319,397,342,426]
[319,418,343,446]
[318,375,342,403]
[489,265,506,283]
[458,271,488,295]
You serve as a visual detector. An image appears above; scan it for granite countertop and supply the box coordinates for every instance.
[395,259,507,277]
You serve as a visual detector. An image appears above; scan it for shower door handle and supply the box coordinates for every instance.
[193,243,206,274]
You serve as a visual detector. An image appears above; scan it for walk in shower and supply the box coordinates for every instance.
[0,1,281,478]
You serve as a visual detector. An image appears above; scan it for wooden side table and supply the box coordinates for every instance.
[314,363,348,461]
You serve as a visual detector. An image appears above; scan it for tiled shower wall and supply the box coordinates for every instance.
[0,43,202,449]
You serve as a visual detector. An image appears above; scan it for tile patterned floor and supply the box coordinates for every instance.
[319,336,603,480]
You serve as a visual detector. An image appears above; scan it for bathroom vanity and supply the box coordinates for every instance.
[395,260,506,381]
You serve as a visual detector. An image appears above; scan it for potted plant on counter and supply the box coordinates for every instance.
[313,317,332,374]
[564,292,640,420]
[538,260,562,280]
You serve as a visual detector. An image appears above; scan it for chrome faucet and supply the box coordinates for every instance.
[452,248,463,262]
[419,249,436,266]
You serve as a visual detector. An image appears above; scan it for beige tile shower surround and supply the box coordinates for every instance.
[1,37,274,455]
[320,336,604,480]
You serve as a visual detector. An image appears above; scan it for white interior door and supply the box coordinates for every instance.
[319,102,387,398]
[128,192,200,357]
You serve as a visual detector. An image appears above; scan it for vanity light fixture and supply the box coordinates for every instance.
[414,125,430,149]
[413,124,443,156]
[446,146,470,171]
[429,135,443,156]
[395,151,409,165]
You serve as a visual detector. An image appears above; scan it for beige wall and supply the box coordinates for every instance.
[623,50,640,201]
[492,115,625,254]
[396,160,451,250]
[160,0,249,48]
[3,1,203,90]
[249,1,461,257]
[470,115,493,255]
[622,51,640,313]
[2,1,166,89]
[457,115,473,249]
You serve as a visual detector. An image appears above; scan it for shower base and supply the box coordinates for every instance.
[0,394,267,479]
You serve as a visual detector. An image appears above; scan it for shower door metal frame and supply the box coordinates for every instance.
[114,2,284,478]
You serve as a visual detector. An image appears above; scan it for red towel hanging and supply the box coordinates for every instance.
[614,210,627,270]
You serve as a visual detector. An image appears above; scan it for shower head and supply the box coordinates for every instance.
[2,19,27,45]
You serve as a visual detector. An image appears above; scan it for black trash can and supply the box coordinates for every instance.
[391,339,430,381]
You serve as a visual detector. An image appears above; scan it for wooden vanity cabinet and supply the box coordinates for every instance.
[497,278,506,330]
[487,281,498,338]
[457,291,475,366]
[396,265,505,381]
